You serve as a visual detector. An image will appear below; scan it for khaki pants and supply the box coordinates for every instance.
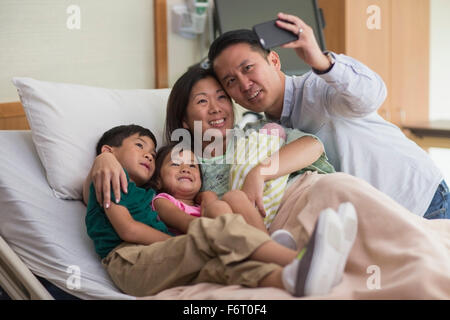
[102,214,279,297]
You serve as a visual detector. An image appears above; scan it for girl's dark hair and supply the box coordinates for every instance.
[148,143,203,193]
[208,29,270,67]
[164,64,216,144]
[96,124,157,155]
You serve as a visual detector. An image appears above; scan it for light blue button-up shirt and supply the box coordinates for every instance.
[272,52,442,216]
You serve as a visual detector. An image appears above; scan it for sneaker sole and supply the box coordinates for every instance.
[295,208,344,296]
[333,202,358,286]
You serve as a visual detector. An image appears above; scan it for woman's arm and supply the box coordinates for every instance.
[257,135,323,181]
[82,152,128,208]
[153,198,197,234]
[104,203,171,245]
[241,136,323,216]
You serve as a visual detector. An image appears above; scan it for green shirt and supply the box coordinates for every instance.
[199,120,335,198]
[85,170,170,258]
[199,139,233,198]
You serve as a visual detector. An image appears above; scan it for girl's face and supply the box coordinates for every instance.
[158,149,202,201]
[182,76,235,141]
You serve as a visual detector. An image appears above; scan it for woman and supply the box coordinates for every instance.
[165,66,334,226]
[84,65,450,299]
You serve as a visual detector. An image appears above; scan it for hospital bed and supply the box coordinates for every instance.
[0,129,135,299]
[2,77,449,300]
[0,77,294,300]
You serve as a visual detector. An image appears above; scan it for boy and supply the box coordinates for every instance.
[85,124,172,259]
[85,124,356,297]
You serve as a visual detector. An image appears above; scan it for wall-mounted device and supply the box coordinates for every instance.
[172,0,209,39]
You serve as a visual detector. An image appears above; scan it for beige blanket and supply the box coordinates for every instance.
[143,172,450,300]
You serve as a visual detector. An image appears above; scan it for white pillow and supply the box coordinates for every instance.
[12,77,171,200]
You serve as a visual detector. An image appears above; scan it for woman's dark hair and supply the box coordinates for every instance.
[147,143,203,193]
[164,64,216,144]
[208,29,270,68]
[96,124,157,155]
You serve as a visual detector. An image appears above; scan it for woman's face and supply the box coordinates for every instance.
[182,76,235,141]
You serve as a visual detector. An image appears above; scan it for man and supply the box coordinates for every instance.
[208,12,448,219]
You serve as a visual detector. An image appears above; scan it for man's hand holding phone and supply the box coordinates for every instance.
[253,12,331,73]
[252,19,298,50]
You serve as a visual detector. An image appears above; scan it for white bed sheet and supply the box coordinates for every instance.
[0,130,134,299]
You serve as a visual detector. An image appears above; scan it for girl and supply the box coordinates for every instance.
[150,143,269,234]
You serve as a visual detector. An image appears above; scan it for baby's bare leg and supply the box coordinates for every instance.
[222,190,268,234]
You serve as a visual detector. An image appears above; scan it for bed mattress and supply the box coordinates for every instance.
[0,130,133,299]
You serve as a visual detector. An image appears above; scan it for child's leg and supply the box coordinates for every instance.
[280,207,356,296]
[103,212,353,297]
[249,206,357,295]
[103,214,276,296]
[202,199,233,218]
[257,268,285,290]
[222,190,268,233]
[249,239,297,266]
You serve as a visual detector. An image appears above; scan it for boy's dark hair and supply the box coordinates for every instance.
[96,124,157,156]
[148,143,203,193]
[208,29,270,68]
[164,64,216,144]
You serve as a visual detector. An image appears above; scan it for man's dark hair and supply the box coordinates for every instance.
[96,124,157,155]
[208,29,270,67]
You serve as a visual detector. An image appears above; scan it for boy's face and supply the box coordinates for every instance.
[108,133,156,186]
[213,43,285,118]
[158,150,201,200]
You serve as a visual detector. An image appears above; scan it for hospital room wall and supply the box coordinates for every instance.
[1,0,448,109]
[428,0,450,181]
[430,0,450,121]
[0,1,448,125]
[0,0,206,103]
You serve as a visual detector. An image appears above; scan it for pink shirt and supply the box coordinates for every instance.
[151,193,201,217]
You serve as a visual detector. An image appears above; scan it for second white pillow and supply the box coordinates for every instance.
[13,77,171,200]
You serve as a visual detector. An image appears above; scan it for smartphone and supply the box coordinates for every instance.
[252,19,298,50]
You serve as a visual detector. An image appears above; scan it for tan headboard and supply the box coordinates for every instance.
[0,102,29,130]
[154,0,168,89]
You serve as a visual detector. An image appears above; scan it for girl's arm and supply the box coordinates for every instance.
[105,203,171,245]
[241,136,323,216]
[153,198,197,234]
[83,152,128,208]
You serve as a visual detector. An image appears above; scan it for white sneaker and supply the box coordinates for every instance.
[283,208,345,297]
[271,229,298,250]
[333,202,358,286]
